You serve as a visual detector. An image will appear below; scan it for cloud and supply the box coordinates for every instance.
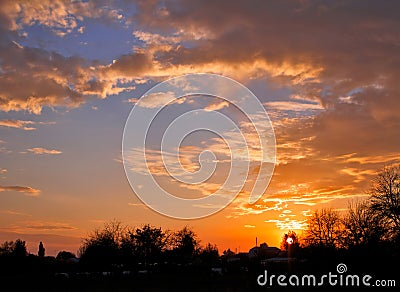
[0,0,399,123]
[25,222,76,231]
[133,30,183,52]
[0,119,55,130]
[0,209,31,216]
[0,44,87,114]
[125,98,138,104]
[340,168,377,183]
[0,2,136,115]
[264,101,324,112]
[128,0,400,162]
[265,218,308,231]
[205,100,229,111]
[105,52,154,78]
[0,120,33,131]
[0,0,123,35]
[27,147,62,155]
[0,185,41,196]
[0,146,11,154]
[135,91,180,108]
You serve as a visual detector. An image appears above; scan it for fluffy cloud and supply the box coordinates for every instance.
[0,0,123,35]
[0,1,135,114]
[205,100,229,111]
[0,43,88,114]
[1,0,399,119]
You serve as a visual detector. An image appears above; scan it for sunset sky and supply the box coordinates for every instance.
[1,0,399,256]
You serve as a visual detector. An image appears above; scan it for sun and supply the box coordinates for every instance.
[286,237,294,245]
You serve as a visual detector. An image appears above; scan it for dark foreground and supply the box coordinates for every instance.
[1,265,398,292]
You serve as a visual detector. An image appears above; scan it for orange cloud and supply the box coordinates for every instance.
[0,119,55,130]
[27,147,62,155]
[205,100,229,111]
[0,185,41,196]
[25,222,76,231]
[264,101,324,112]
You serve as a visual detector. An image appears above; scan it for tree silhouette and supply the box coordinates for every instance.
[0,239,28,257]
[56,251,76,261]
[0,241,15,256]
[132,224,167,264]
[304,209,343,249]
[79,220,127,265]
[222,248,235,257]
[342,200,389,249]
[13,239,27,257]
[172,226,199,263]
[38,241,45,257]
[199,243,219,266]
[369,165,400,240]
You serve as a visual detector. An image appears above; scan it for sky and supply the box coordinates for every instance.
[0,0,400,256]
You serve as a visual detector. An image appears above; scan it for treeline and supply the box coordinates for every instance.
[0,224,219,275]
[78,224,219,269]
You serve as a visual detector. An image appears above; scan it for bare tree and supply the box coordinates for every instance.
[369,165,400,236]
[342,200,389,248]
[303,209,343,248]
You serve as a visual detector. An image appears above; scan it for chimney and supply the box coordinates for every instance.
[256,237,258,247]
